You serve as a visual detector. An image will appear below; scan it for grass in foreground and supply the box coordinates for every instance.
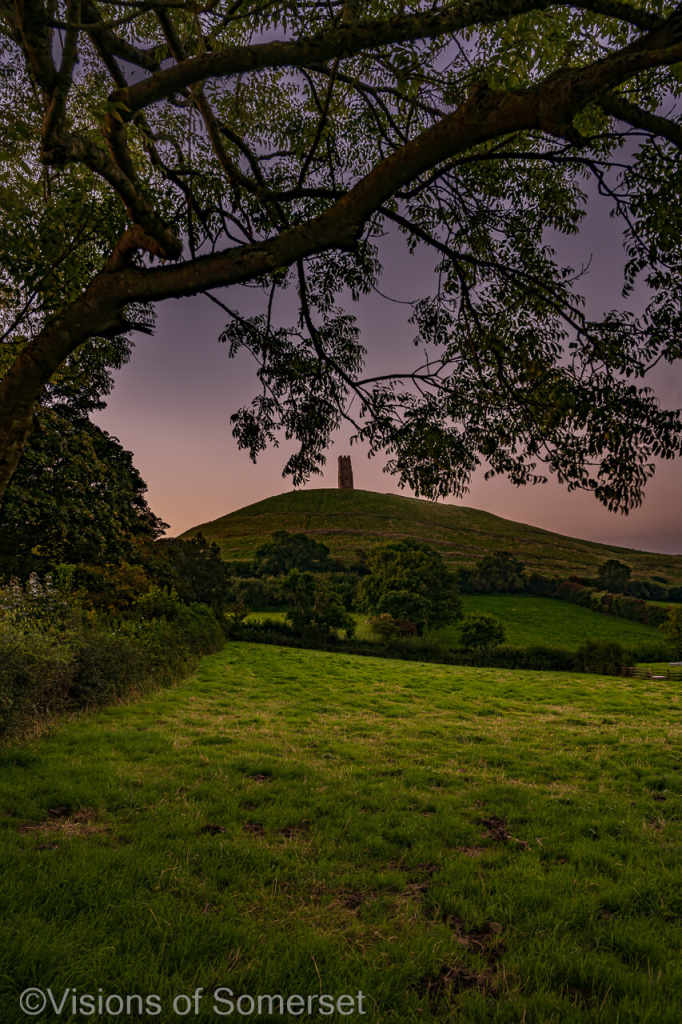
[1,643,681,1023]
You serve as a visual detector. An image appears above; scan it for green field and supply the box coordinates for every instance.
[2,643,681,1023]
[437,595,664,650]
[248,594,664,651]
[180,488,682,585]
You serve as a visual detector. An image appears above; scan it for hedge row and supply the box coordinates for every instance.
[552,580,670,628]
[0,602,225,738]
[225,620,673,673]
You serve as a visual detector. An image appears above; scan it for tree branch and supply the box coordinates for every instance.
[81,0,162,71]
[110,0,665,122]
[598,91,682,149]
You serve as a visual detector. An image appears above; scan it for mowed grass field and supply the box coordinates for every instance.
[248,594,664,651]
[2,643,681,1023]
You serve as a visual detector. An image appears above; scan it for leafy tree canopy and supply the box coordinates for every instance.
[159,533,230,607]
[660,605,682,657]
[1,0,682,510]
[357,539,462,631]
[596,558,633,593]
[459,611,506,650]
[281,568,356,637]
[473,551,527,593]
[253,531,334,575]
[0,407,166,580]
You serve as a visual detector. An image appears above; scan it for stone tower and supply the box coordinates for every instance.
[337,455,354,490]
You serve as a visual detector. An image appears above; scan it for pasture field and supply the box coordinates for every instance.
[1,643,681,1023]
[247,594,663,651]
[435,595,663,651]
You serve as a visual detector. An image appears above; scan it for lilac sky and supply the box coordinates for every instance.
[93,186,682,555]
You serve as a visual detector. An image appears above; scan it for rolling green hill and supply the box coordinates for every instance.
[180,488,682,584]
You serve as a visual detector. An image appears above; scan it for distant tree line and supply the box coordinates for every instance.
[1,417,679,664]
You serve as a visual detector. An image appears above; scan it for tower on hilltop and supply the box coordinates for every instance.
[337,456,354,490]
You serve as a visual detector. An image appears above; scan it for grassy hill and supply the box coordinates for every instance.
[181,488,682,584]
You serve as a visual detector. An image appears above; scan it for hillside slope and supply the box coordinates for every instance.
[180,488,682,584]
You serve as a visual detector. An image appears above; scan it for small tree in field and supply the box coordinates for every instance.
[459,612,506,652]
[660,608,682,659]
[281,569,355,639]
[358,540,462,636]
[253,532,334,576]
[474,552,526,594]
[596,559,632,594]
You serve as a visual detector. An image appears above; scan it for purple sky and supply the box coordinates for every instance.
[93,184,682,555]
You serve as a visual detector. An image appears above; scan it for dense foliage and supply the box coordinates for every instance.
[158,534,230,608]
[280,569,356,639]
[553,579,671,628]
[459,611,507,651]
[357,539,462,634]
[252,532,336,576]
[458,551,527,594]
[1,0,682,513]
[0,577,224,737]
[660,607,682,658]
[596,559,633,594]
[0,408,165,580]
[225,616,649,674]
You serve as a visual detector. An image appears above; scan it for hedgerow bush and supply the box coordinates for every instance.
[224,618,663,674]
[555,580,670,628]
[0,577,225,738]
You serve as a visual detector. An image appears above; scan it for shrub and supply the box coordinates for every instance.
[473,551,526,593]
[369,613,420,638]
[75,562,152,613]
[357,540,462,633]
[0,577,224,738]
[227,576,282,610]
[554,579,669,628]
[281,569,355,639]
[459,612,506,651]
[159,533,231,608]
[660,607,682,658]
[372,589,430,635]
[576,640,632,676]
[596,559,632,594]
[525,573,559,597]
[252,531,335,576]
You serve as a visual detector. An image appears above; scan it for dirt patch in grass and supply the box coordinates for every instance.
[332,890,379,910]
[200,824,227,835]
[18,809,105,838]
[417,962,499,1004]
[479,815,530,849]
[243,822,266,837]
[400,882,430,900]
[277,821,310,839]
[565,983,595,1006]
[443,917,504,956]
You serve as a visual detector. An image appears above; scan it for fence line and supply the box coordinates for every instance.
[624,667,682,681]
